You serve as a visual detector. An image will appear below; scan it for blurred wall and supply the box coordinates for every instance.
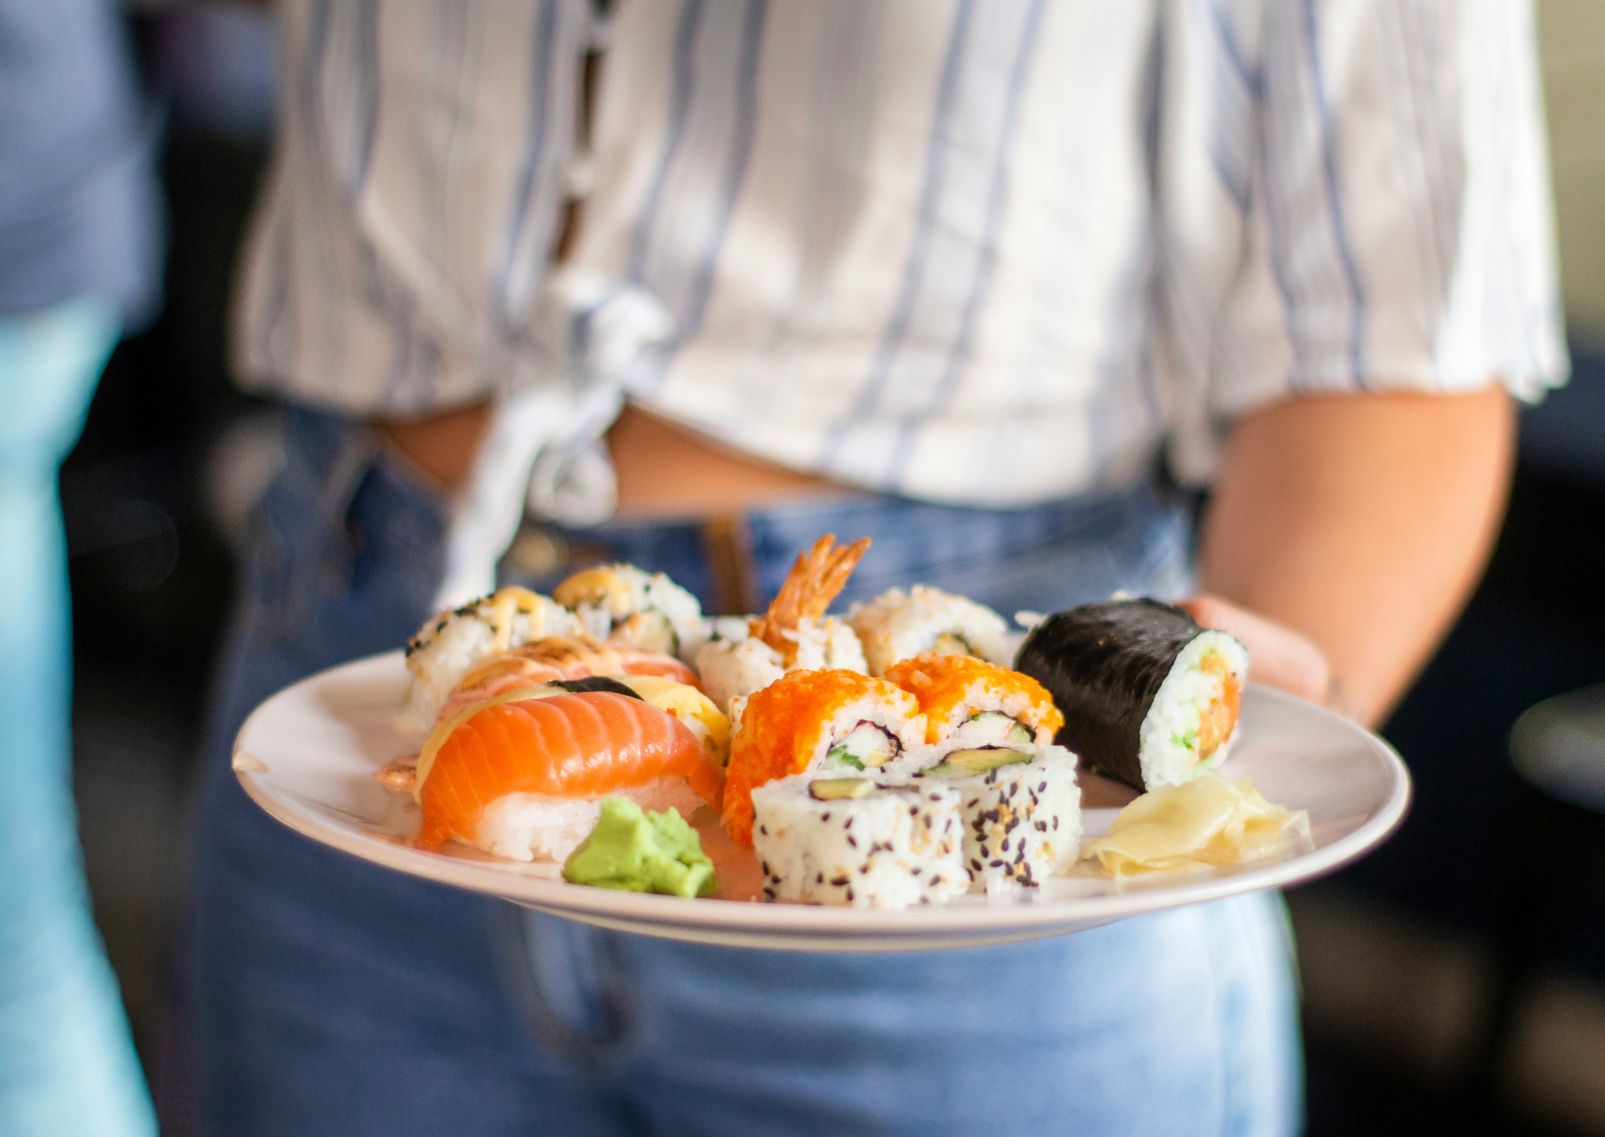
[1541,0,1605,345]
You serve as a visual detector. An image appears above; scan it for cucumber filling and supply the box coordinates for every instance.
[949,711,1034,749]
[826,723,900,770]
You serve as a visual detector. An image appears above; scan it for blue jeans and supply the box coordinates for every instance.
[182,406,1302,1137]
[0,301,157,1137]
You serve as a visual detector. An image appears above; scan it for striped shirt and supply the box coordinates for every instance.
[235,0,1567,514]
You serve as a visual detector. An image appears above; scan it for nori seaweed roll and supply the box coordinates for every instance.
[1013,599,1248,792]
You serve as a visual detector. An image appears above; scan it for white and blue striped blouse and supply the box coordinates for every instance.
[234,0,1567,510]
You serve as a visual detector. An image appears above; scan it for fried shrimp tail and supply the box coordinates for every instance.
[748,534,871,662]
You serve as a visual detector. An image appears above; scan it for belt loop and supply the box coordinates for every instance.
[701,513,759,616]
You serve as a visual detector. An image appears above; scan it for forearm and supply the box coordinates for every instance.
[1195,386,1515,728]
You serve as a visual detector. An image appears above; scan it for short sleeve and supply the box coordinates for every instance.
[1158,0,1567,481]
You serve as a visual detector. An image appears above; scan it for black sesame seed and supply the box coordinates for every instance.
[759,825,768,836]
[844,817,855,831]
[830,875,850,887]
[989,859,1005,868]
[847,836,858,849]
[1038,781,1048,793]
[845,888,855,902]
[970,859,983,873]
[820,812,832,822]
[911,867,923,876]
[761,861,771,876]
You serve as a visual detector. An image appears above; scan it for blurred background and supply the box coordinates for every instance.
[63,3,1605,1134]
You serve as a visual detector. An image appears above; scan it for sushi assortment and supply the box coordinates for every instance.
[377,538,1297,908]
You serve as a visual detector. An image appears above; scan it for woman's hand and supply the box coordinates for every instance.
[1176,595,1336,713]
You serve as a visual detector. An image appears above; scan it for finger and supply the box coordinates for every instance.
[1176,595,1332,707]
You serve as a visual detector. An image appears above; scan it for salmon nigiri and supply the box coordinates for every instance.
[414,690,724,862]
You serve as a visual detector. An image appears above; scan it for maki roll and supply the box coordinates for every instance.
[720,669,925,847]
[881,652,1064,758]
[554,563,704,658]
[402,587,581,736]
[914,745,1082,894]
[750,774,966,908]
[1015,599,1247,792]
[848,585,1012,675]
[693,535,871,717]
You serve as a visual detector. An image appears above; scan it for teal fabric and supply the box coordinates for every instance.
[0,299,157,1137]
[0,0,162,321]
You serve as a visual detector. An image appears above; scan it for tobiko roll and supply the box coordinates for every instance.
[721,669,925,847]
[882,652,1064,757]
[1014,598,1247,792]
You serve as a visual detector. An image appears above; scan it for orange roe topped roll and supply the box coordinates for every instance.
[721,670,925,847]
[883,652,1064,751]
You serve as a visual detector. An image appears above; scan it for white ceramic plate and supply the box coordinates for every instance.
[234,652,1410,952]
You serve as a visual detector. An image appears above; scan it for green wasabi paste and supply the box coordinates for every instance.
[561,797,717,898]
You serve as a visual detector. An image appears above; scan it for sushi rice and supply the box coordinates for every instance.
[750,773,967,908]
[1138,630,1249,788]
[402,587,580,737]
[476,777,708,863]
[913,744,1082,894]
[849,586,1012,675]
[694,617,867,718]
[554,563,705,658]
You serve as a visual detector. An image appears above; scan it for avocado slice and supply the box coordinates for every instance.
[809,777,876,801]
[924,747,1034,777]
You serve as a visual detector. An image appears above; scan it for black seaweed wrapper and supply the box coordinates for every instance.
[1014,599,1202,792]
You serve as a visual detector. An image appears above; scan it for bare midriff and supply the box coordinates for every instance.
[606,404,852,517]
[373,401,851,517]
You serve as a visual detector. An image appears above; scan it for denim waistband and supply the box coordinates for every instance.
[512,480,1195,618]
[278,402,1193,617]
